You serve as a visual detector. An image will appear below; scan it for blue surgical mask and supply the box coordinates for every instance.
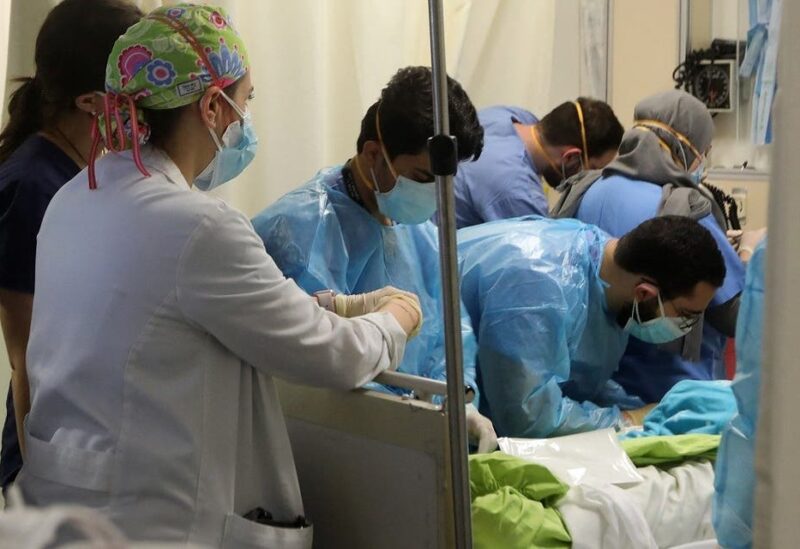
[370,168,437,224]
[690,160,706,185]
[369,142,437,224]
[195,92,258,191]
[624,292,692,344]
[678,141,706,186]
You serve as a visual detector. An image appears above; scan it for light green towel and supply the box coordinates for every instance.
[621,434,721,466]
[470,452,572,549]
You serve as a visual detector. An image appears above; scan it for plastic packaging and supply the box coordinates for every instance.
[498,428,643,487]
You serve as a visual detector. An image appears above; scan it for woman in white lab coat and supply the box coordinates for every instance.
[16,5,420,548]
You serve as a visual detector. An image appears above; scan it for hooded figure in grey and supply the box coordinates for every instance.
[552,90,725,229]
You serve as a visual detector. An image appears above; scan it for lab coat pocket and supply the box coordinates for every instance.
[24,423,112,492]
[221,512,313,549]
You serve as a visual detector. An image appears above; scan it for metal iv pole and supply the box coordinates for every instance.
[426,0,473,547]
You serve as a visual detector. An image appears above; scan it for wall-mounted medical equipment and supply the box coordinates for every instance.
[673,39,744,113]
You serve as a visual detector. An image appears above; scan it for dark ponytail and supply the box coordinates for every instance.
[0,78,44,163]
[0,0,142,164]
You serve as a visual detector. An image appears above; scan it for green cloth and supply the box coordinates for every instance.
[621,434,721,466]
[100,3,249,149]
[470,453,571,549]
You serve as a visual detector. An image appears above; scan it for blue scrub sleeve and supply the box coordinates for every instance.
[477,177,549,222]
[698,214,745,306]
[478,276,620,438]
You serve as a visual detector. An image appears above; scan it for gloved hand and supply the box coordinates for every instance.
[376,293,423,338]
[466,403,498,454]
[621,403,657,426]
[738,227,766,261]
[333,286,416,318]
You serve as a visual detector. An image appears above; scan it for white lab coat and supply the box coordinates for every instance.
[17,147,407,548]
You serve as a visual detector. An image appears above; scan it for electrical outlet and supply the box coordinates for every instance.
[732,187,748,226]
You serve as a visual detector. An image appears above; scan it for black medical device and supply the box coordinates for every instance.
[673,39,744,113]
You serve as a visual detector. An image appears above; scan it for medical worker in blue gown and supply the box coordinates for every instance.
[457,215,727,438]
[714,238,767,549]
[553,90,761,404]
[252,66,497,452]
[451,99,624,228]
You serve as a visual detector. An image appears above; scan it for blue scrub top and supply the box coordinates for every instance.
[452,106,547,228]
[575,174,746,403]
[251,165,479,400]
[0,134,79,491]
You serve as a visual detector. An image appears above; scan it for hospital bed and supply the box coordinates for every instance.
[278,372,720,549]
[277,371,461,549]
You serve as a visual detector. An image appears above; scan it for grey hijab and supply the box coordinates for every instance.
[607,90,714,187]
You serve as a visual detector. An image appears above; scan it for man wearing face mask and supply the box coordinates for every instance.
[252,66,498,453]
[457,215,726,438]
[552,89,748,405]
[450,99,624,229]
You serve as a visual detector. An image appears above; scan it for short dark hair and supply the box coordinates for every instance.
[356,66,483,162]
[615,216,726,300]
[538,97,624,160]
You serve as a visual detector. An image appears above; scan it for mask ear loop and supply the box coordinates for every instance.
[353,152,377,192]
[573,100,589,166]
[655,291,668,319]
[218,90,248,121]
[374,105,398,181]
[559,148,584,181]
[633,119,702,171]
[632,299,643,323]
[530,125,561,175]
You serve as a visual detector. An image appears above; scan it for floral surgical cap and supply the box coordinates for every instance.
[89,3,249,188]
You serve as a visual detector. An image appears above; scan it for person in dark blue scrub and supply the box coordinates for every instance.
[452,99,624,229]
[0,0,141,494]
[555,90,748,404]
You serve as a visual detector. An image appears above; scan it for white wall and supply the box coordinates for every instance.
[609,0,682,127]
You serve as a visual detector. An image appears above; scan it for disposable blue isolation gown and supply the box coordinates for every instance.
[576,175,746,403]
[251,165,479,398]
[713,239,767,549]
[457,216,644,438]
